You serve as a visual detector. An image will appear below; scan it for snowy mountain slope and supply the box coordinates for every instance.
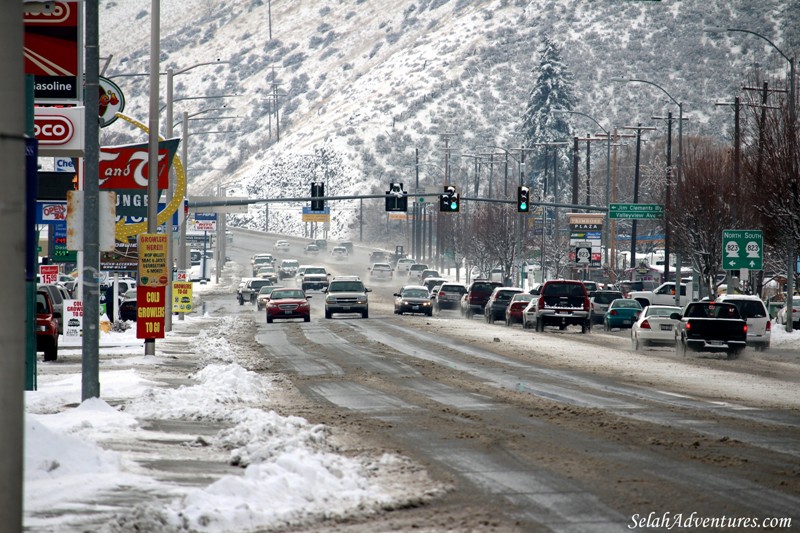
[98,0,798,240]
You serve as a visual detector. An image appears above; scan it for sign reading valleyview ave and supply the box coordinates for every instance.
[609,203,664,219]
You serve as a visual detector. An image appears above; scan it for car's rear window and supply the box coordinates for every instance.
[251,280,273,289]
[440,285,467,294]
[471,282,499,292]
[594,292,623,304]
[728,300,767,318]
[543,283,585,297]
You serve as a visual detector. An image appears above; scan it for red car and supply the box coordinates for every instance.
[504,293,535,326]
[265,288,311,324]
[36,289,60,361]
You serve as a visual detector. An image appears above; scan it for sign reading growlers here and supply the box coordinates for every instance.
[137,233,168,286]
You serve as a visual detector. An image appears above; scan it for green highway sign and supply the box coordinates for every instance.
[608,203,664,219]
[722,229,763,270]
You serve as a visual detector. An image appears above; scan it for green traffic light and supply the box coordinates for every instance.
[450,201,457,210]
[520,202,527,210]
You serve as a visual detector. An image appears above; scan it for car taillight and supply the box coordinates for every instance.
[743,324,748,334]
[766,320,771,331]
[583,297,590,311]
[537,296,544,310]
[439,291,446,298]
[609,310,617,316]
[641,319,651,329]
[686,322,692,331]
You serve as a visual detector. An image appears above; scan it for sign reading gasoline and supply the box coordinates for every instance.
[136,286,165,339]
[137,233,168,286]
[172,281,193,313]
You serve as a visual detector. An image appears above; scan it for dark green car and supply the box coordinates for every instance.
[604,298,642,330]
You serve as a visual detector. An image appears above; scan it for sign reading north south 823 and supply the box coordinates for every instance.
[722,229,762,270]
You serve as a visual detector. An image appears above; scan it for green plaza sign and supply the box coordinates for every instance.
[722,229,763,270]
[608,203,664,219]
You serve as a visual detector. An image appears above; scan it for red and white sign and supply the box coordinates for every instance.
[40,202,67,222]
[99,138,180,190]
[39,265,60,284]
[34,107,85,157]
[24,1,80,100]
[136,286,166,339]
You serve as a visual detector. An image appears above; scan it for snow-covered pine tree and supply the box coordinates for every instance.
[520,36,577,200]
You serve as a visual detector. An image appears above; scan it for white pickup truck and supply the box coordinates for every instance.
[627,282,693,309]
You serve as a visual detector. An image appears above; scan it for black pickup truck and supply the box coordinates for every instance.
[672,301,748,359]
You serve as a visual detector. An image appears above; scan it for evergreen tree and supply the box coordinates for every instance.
[521,36,577,198]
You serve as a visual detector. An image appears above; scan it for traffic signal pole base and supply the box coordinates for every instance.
[145,339,155,355]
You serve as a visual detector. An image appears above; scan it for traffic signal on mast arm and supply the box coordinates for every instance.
[310,182,325,211]
[440,185,460,212]
[517,185,530,213]
[385,182,408,212]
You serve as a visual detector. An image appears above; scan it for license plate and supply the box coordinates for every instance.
[708,340,723,345]
[622,320,631,324]
[341,306,350,310]
[660,324,672,331]
[412,305,419,310]
[284,310,292,314]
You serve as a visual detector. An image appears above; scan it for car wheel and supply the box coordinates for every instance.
[633,334,640,351]
[426,310,432,317]
[727,347,742,360]
[304,316,310,323]
[43,337,58,362]
[362,310,369,319]
[267,316,273,324]
[238,296,244,306]
[604,320,610,332]
[486,313,493,324]
[581,321,590,334]
[535,317,543,332]
[325,309,332,319]
[505,317,511,327]
[465,309,473,320]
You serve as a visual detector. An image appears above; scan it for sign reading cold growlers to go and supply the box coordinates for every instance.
[136,286,165,339]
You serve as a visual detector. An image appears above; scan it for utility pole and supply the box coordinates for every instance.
[621,124,657,276]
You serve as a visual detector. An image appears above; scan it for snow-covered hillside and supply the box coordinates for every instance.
[98,0,798,240]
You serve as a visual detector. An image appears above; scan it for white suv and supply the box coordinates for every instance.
[368,263,393,282]
[715,294,771,351]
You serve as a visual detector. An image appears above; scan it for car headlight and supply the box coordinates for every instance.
[422,301,431,306]
[357,297,367,304]
[326,296,335,304]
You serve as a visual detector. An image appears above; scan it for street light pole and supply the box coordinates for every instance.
[164,60,229,331]
[611,77,684,306]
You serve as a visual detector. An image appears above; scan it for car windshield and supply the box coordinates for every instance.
[402,289,429,298]
[373,264,391,270]
[471,282,498,292]
[305,268,326,275]
[258,286,277,295]
[513,294,534,302]
[271,289,305,299]
[329,282,365,292]
[282,261,299,267]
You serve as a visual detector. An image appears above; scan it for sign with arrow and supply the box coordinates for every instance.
[722,229,762,270]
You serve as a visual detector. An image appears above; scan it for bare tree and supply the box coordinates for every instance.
[671,137,737,298]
